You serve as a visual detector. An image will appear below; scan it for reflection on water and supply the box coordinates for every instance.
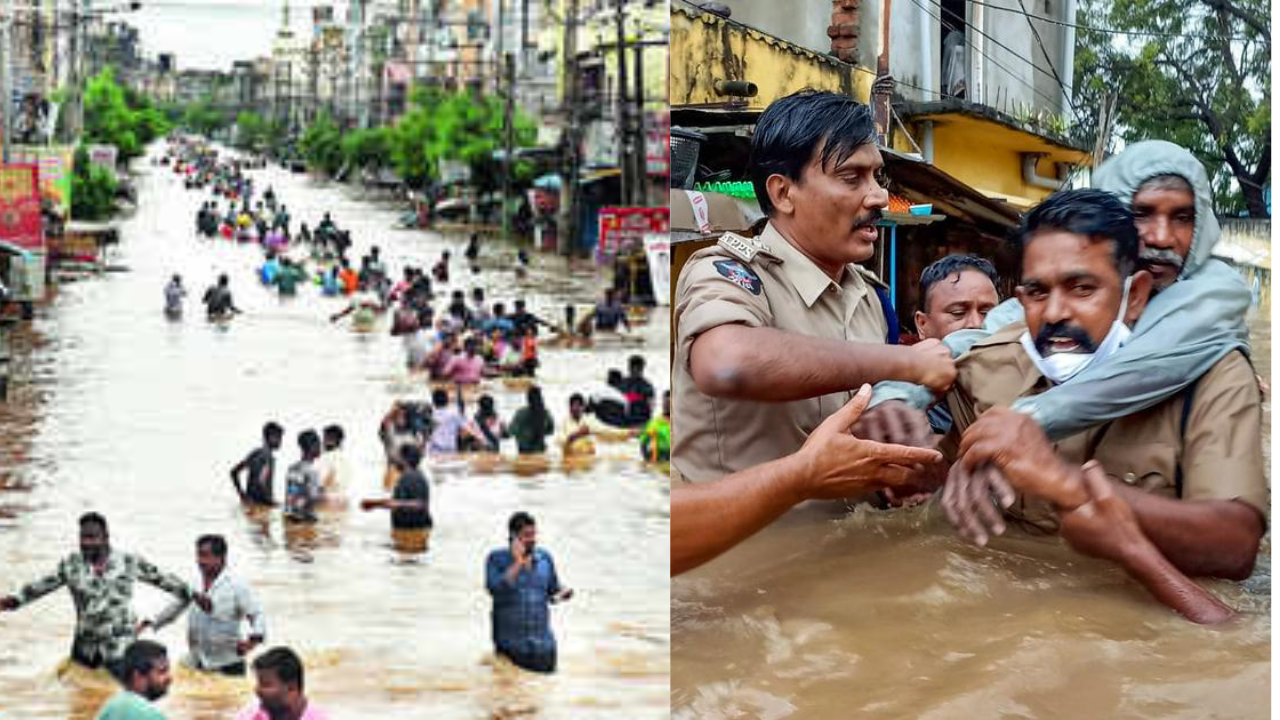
[0,152,669,718]
[672,304,1270,719]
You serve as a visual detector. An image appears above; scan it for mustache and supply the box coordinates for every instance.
[1139,247,1184,269]
[852,209,883,229]
[1034,321,1097,356]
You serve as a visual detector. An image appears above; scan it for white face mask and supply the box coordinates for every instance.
[1020,276,1133,384]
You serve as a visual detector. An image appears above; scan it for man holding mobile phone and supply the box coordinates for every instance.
[484,512,572,673]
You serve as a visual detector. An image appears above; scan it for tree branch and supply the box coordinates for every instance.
[1199,0,1270,39]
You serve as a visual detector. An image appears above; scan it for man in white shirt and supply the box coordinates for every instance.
[153,535,266,677]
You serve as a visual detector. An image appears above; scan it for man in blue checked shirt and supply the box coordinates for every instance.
[485,512,573,673]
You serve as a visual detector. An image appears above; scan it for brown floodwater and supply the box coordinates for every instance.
[672,302,1270,719]
[0,148,670,718]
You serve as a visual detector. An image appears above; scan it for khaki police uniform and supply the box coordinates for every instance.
[672,222,889,483]
[946,322,1267,533]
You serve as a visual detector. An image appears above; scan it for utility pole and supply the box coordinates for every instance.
[557,0,580,256]
[497,0,508,239]
[614,0,628,207]
[633,42,645,206]
[1,3,9,164]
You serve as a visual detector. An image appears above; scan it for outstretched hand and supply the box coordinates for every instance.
[796,385,943,502]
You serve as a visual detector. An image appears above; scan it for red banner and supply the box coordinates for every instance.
[597,206,669,263]
[0,164,43,251]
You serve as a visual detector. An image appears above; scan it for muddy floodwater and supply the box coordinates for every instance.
[0,149,670,718]
[672,306,1270,719]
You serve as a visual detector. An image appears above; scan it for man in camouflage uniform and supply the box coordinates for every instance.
[0,513,202,679]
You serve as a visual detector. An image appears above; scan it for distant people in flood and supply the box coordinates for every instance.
[561,393,599,457]
[154,535,266,677]
[316,425,348,501]
[361,443,433,552]
[587,370,630,428]
[230,422,285,507]
[0,513,199,680]
[164,274,186,319]
[509,386,554,455]
[485,512,572,673]
[640,391,671,463]
[463,394,507,453]
[379,402,427,490]
[93,640,172,720]
[620,355,656,427]
[432,251,451,284]
[284,430,324,524]
[586,288,631,335]
[236,646,330,720]
[202,274,242,320]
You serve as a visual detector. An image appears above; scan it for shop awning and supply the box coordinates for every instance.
[881,147,1022,232]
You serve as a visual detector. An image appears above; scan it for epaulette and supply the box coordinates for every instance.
[716,232,775,264]
[852,264,889,291]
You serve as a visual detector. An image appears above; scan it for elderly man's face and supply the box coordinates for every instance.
[775,142,889,265]
[1017,231,1148,357]
[1131,181,1195,291]
[915,270,999,340]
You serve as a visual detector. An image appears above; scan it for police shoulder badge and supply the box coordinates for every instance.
[713,259,763,295]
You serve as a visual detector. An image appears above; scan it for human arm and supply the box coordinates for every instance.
[134,556,198,629]
[953,407,1264,579]
[545,554,572,603]
[229,457,249,501]
[236,582,267,655]
[1059,462,1235,624]
[0,561,68,610]
[672,386,944,576]
[689,325,956,401]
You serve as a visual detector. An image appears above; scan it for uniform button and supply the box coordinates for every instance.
[1123,472,1138,485]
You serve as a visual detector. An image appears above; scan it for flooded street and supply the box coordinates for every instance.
[672,306,1270,719]
[0,150,670,718]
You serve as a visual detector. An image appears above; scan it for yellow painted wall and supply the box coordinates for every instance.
[918,116,1090,207]
[671,6,871,111]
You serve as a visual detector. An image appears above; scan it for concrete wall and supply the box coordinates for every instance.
[714,0,834,55]
[703,0,1070,116]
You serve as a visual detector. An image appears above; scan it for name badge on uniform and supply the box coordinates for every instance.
[717,233,758,263]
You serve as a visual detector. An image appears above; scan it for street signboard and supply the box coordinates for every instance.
[10,144,74,217]
[0,164,43,251]
[596,206,669,263]
[88,144,118,171]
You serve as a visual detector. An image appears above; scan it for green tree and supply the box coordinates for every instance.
[71,146,118,221]
[341,126,392,170]
[1074,0,1270,216]
[299,112,344,175]
[385,87,540,190]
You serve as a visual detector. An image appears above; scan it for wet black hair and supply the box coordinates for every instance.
[253,647,304,690]
[508,511,536,538]
[298,429,321,456]
[79,512,108,533]
[432,388,449,407]
[196,534,228,557]
[121,640,167,685]
[1015,188,1139,278]
[919,254,999,312]
[323,424,344,445]
[569,393,585,406]
[263,422,284,439]
[399,443,423,468]
[749,90,877,216]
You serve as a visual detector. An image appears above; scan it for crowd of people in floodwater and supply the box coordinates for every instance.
[162,140,671,479]
[0,137,669,719]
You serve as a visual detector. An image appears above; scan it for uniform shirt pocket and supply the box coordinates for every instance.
[1093,440,1178,499]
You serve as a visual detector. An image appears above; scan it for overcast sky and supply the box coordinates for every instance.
[131,0,317,71]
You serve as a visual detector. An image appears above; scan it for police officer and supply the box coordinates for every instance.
[672,90,956,483]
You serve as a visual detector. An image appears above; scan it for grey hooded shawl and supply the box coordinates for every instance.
[873,140,1251,441]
